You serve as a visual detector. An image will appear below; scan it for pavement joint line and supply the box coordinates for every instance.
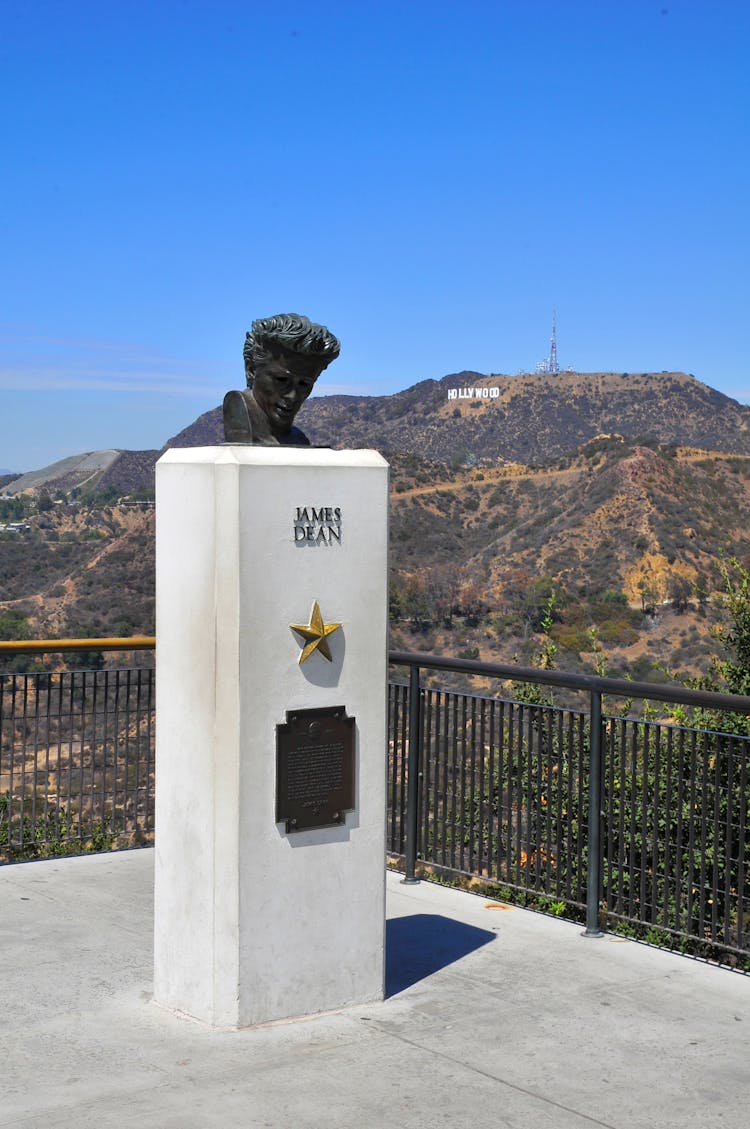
[365,1020,624,1129]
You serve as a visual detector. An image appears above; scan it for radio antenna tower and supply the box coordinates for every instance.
[548,310,559,374]
[535,310,562,374]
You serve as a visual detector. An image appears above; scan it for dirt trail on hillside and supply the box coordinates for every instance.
[391,464,578,501]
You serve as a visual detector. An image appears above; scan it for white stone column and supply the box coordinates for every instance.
[153,446,389,1027]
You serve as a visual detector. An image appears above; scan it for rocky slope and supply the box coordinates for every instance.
[167,370,750,466]
[3,369,750,681]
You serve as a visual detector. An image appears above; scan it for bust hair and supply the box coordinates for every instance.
[243,313,340,385]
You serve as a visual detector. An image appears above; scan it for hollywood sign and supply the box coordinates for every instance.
[447,386,500,400]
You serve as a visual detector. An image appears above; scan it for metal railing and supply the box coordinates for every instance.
[0,639,156,861]
[388,652,750,963]
[2,638,749,963]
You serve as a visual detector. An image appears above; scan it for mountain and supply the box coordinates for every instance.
[0,449,159,499]
[165,370,750,465]
[2,436,748,684]
[0,450,123,497]
[389,437,750,597]
[95,449,160,495]
[5,370,749,500]
[0,503,155,639]
[3,368,750,683]
[384,437,750,679]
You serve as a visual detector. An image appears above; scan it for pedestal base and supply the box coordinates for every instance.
[153,446,389,1027]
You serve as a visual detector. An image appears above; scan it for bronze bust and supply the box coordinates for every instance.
[223,313,340,445]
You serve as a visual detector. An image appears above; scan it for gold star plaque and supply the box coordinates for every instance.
[290,600,342,664]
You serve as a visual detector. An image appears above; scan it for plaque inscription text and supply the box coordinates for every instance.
[276,706,355,832]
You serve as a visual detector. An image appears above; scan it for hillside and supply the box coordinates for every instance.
[166,370,750,466]
[0,504,155,642]
[1,450,122,497]
[3,367,750,683]
[386,440,750,678]
[390,439,750,593]
[7,369,745,502]
[0,448,159,501]
[1,438,748,686]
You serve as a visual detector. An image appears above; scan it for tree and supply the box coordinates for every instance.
[0,614,36,673]
[637,579,658,615]
[667,572,692,614]
[709,556,750,698]
[425,564,460,628]
[388,578,403,623]
[0,612,32,641]
[694,571,710,607]
[63,622,104,670]
[518,576,559,634]
[457,579,485,626]
[402,575,432,632]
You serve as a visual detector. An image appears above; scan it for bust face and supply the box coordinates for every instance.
[252,352,322,437]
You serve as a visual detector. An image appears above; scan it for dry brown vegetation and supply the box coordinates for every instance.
[387,438,750,681]
[0,503,154,643]
[4,369,750,685]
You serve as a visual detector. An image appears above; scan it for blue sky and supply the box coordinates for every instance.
[2,0,748,471]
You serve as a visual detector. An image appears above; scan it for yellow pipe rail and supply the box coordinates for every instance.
[0,637,156,654]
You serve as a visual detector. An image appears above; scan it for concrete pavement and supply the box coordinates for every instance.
[1,849,748,1128]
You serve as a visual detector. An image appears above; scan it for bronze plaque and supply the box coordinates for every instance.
[276,706,355,832]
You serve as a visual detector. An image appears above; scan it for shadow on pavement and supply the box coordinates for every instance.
[386,913,496,997]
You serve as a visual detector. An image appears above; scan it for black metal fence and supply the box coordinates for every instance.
[388,683,589,902]
[0,640,155,861]
[2,640,749,964]
[388,652,750,964]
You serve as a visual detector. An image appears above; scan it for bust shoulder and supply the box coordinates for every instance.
[222,390,310,446]
[222,390,254,443]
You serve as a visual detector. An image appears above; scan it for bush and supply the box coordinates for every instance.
[0,613,31,641]
[595,619,638,646]
[552,625,591,654]
[601,589,628,606]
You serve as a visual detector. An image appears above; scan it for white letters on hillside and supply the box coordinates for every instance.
[447,387,500,400]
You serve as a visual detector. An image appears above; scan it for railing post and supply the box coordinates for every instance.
[583,689,604,937]
[402,663,422,884]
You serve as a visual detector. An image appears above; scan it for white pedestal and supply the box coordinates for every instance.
[153,446,389,1027]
